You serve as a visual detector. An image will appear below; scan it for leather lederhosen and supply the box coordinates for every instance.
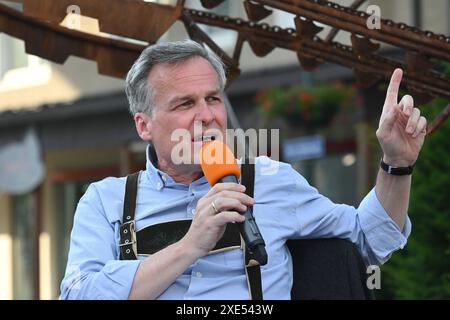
[118,163,263,300]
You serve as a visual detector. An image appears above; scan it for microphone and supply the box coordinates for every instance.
[200,140,268,265]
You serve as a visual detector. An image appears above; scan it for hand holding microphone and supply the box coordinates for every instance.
[200,140,268,265]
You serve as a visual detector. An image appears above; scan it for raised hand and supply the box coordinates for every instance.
[376,69,427,167]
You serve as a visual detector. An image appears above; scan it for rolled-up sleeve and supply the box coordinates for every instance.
[290,170,411,266]
[60,184,141,300]
[357,188,411,264]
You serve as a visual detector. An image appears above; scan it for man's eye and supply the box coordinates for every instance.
[177,101,193,109]
[206,96,221,103]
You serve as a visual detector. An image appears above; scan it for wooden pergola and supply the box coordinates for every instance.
[0,0,449,133]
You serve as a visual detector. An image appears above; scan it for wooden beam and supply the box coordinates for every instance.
[0,3,145,78]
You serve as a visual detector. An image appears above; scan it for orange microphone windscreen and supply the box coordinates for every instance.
[200,140,241,186]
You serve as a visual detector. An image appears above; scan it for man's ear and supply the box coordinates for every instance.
[134,112,153,141]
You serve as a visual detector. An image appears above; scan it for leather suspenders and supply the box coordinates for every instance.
[119,172,139,260]
[241,162,263,300]
[118,165,263,300]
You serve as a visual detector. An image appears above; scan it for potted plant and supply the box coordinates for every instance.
[255,83,356,128]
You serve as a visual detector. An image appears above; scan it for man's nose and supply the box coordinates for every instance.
[195,100,215,125]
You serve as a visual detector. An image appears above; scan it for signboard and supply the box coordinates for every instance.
[282,135,326,162]
[0,127,45,194]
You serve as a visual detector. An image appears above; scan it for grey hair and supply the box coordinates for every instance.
[125,39,227,117]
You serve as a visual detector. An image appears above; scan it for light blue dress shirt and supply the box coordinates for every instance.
[60,145,411,300]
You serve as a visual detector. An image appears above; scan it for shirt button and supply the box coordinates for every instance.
[156,182,162,189]
[191,208,196,215]
[195,272,202,278]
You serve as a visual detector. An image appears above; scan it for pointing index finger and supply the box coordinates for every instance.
[384,68,403,111]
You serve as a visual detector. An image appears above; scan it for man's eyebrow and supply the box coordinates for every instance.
[206,89,221,96]
[168,89,222,106]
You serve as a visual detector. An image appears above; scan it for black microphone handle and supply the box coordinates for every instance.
[218,175,268,265]
[239,206,267,265]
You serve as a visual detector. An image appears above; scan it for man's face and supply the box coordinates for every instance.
[136,56,227,171]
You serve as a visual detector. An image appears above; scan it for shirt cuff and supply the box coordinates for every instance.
[358,188,412,265]
[61,260,141,300]
[91,260,141,299]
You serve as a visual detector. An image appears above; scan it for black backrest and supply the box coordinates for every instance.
[287,238,375,300]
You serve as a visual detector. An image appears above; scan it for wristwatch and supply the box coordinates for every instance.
[380,159,415,176]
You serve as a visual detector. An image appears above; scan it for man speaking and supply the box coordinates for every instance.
[60,40,427,300]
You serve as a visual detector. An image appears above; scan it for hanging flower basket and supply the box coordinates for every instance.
[255,83,356,128]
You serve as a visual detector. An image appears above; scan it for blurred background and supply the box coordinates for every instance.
[0,0,448,299]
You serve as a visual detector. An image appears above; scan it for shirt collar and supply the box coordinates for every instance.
[145,144,165,190]
[144,144,208,189]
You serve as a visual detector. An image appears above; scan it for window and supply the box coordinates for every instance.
[292,153,358,206]
[0,35,27,79]
[55,180,92,287]
[0,1,27,79]
[0,0,50,91]
[0,34,51,92]
[12,192,38,299]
